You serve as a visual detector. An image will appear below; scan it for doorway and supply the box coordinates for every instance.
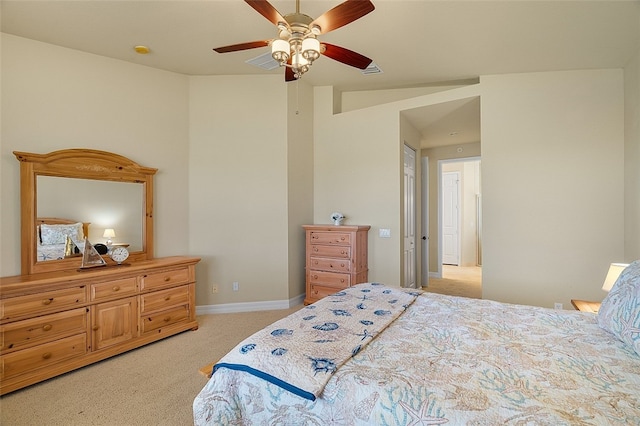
[439,159,482,284]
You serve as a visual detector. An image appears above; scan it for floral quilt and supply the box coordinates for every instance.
[194,289,640,425]
[212,283,422,401]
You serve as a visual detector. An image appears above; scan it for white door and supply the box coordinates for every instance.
[403,146,416,288]
[442,171,460,265]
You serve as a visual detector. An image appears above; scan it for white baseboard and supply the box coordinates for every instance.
[428,271,443,279]
[196,293,305,315]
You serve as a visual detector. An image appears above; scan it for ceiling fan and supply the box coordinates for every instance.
[213,0,375,82]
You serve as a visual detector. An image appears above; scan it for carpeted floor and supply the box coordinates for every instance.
[423,265,482,299]
[0,307,300,426]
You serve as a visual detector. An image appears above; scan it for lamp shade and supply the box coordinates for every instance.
[602,263,629,292]
[301,37,320,61]
[103,228,116,239]
[271,39,290,63]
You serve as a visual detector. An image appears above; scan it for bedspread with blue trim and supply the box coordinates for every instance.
[213,283,422,401]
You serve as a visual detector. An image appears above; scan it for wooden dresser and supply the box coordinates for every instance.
[0,256,200,395]
[303,225,370,305]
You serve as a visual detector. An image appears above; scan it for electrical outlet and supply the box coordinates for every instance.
[232,281,239,291]
[212,285,218,294]
[554,302,563,310]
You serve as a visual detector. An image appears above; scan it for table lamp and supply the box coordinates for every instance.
[602,263,629,292]
[103,228,116,246]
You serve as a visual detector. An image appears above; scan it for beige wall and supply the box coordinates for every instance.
[481,69,625,308]
[188,75,289,305]
[2,34,636,311]
[287,82,315,298]
[1,34,312,307]
[313,86,402,286]
[188,74,313,306]
[0,34,190,277]
[624,46,640,261]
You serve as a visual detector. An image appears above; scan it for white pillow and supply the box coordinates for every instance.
[40,222,84,245]
[597,260,640,356]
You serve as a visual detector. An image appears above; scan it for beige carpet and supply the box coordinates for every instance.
[423,265,482,299]
[0,306,300,426]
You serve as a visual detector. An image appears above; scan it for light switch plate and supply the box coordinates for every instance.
[379,228,391,238]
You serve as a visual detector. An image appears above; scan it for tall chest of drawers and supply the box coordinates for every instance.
[0,256,200,395]
[303,225,370,305]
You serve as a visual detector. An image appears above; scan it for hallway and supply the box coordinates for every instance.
[423,265,481,299]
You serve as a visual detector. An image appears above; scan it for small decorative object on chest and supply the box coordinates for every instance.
[110,246,130,265]
[330,212,345,226]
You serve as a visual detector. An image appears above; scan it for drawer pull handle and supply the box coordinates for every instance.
[164,277,171,282]
[164,296,171,301]
[42,324,53,332]
[92,325,99,331]
[340,279,345,283]
[42,298,53,305]
[112,286,120,292]
[42,352,52,360]
[163,316,171,322]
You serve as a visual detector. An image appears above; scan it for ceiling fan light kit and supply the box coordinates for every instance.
[214,0,375,82]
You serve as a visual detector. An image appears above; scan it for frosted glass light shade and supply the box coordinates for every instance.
[271,39,290,63]
[302,38,320,61]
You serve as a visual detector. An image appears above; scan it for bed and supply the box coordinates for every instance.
[193,262,640,425]
[36,217,89,261]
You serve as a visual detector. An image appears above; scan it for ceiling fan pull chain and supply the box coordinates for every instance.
[296,79,300,115]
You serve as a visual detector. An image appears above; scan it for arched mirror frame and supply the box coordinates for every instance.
[14,149,157,275]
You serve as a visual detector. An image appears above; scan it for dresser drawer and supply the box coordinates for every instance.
[309,245,351,259]
[309,231,351,245]
[1,333,87,380]
[308,270,351,289]
[140,286,189,314]
[91,277,137,302]
[308,284,345,301]
[1,287,86,321]
[140,305,190,334]
[1,308,87,353]
[140,267,190,291]
[309,257,351,273]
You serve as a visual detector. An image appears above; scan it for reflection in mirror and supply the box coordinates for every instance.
[37,176,143,262]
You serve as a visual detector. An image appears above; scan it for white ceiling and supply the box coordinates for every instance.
[2,0,638,147]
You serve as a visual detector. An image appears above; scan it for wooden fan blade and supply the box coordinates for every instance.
[245,0,286,26]
[284,57,298,82]
[321,43,372,69]
[285,66,297,82]
[310,0,375,35]
[213,40,270,53]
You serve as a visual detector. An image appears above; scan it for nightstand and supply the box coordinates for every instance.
[571,299,601,313]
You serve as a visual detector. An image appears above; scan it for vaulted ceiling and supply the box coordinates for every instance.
[2,1,638,147]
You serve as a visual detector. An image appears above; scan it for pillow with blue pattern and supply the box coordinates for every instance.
[597,260,640,356]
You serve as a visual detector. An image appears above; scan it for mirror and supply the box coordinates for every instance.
[14,149,157,275]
